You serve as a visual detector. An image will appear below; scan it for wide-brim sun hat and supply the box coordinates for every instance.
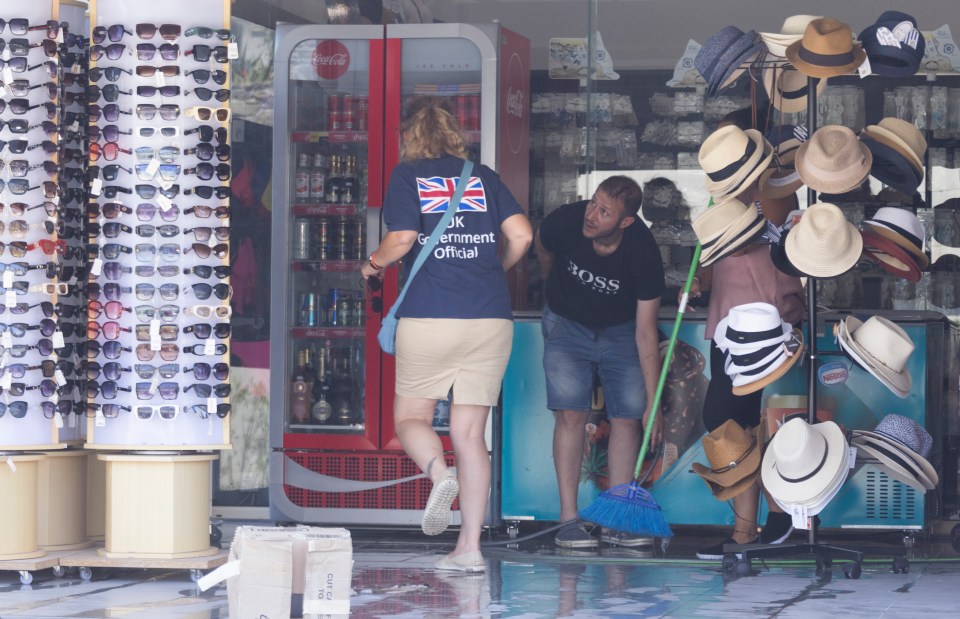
[852,434,933,492]
[783,202,863,278]
[731,328,804,396]
[795,125,873,195]
[862,206,929,269]
[760,15,823,58]
[714,302,792,353]
[762,67,827,114]
[836,315,913,398]
[699,125,774,199]
[785,17,866,79]
[762,417,848,507]
[691,420,762,501]
[860,229,922,282]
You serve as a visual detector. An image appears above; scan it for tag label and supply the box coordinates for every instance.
[204,338,216,355]
[146,158,161,178]
[91,178,103,196]
[227,42,239,60]
[151,335,162,351]
[2,271,13,289]
[150,319,161,337]
[858,55,873,78]
[1,332,11,349]
[6,458,16,473]
[52,331,65,349]
[5,291,16,308]
[849,445,857,468]
[2,67,13,84]
[95,408,106,427]
[54,368,67,387]
[790,503,809,530]
[876,27,902,48]
[157,195,174,211]
[55,412,64,429]
[91,258,104,276]
[0,372,11,390]
[155,72,167,88]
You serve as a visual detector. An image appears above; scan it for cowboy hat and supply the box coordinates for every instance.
[836,315,914,398]
[795,125,872,195]
[699,125,774,199]
[862,206,929,268]
[714,302,792,353]
[762,417,848,507]
[853,414,937,487]
[783,202,863,278]
[731,328,804,396]
[760,15,823,58]
[860,11,926,78]
[860,229,923,282]
[692,420,762,501]
[785,18,866,79]
[762,67,826,114]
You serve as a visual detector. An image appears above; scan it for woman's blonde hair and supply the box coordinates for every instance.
[399,96,469,162]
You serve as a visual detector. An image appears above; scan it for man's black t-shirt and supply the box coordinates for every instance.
[540,200,664,328]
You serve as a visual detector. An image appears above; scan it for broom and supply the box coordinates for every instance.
[578,242,703,538]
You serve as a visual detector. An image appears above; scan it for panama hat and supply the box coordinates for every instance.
[692,197,766,267]
[785,18,866,79]
[852,434,932,492]
[731,328,804,396]
[860,11,926,78]
[795,125,872,195]
[862,206,929,268]
[836,315,914,398]
[762,417,848,507]
[783,202,863,278]
[699,125,773,199]
[762,67,827,114]
[853,414,937,488]
[760,15,823,58]
[694,26,765,97]
[692,420,762,501]
[862,118,926,174]
[759,124,808,199]
[714,302,792,353]
[860,230,923,282]
[771,437,850,515]
[699,211,766,267]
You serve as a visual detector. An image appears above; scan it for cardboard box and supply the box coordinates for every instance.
[763,395,835,440]
[199,525,352,618]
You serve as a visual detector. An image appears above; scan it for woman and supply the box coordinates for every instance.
[360,97,532,572]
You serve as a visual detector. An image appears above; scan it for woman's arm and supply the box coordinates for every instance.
[500,213,533,271]
[359,230,420,280]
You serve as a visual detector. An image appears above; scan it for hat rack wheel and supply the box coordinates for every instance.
[19,571,33,585]
[79,567,93,582]
[51,566,66,578]
[950,523,960,554]
[734,558,752,577]
[815,556,832,576]
[842,562,862,579]
[506,522,519,540]
[892,556,909,574]
[190,569,204,583]
[721,553,738,572]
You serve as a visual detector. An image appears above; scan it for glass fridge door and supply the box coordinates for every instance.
[271,26,384,450]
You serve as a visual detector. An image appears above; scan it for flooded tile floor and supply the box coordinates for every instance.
[2,523,960,618]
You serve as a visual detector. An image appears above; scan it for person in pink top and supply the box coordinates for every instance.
[688,108,806,560]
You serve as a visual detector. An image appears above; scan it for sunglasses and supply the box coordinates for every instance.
[86,380,133,400]
[0,262,54,276]
[186,87,230,102]
[136,405,179,420]
[134,363,180,380]
[135,164,181,182]
[0,302,31,315]
[136,65,180,78]
[86,340,132,360]
[137,85,181,98]
[135,324,179,341]
[90,43,128,61]
[88,124,133,143]
[0,98,57,118]
[183,187,231,201]
[184,362,229,381]
[136,126,181,139]
[87,300,132,320]
[87,203,134,220]
[0,322,39,337]
[184,243,229,260]
[88,165,134,183]
[135,224,181,238]
[136,23,182,40]
[186,403,231,419]
[0,179,58,197]
[136,103,180,121]
[83,361,132,381]
[184,26,232,40]
[134,304,180,323]
[0,80,57,99]
[183,304,232,319]
[184,44,228,63]
[184,163,231,181]
[0,160,59,179]
[185,106,231,122]
[136,147,182,164]
[184,323,231,339]
[89,66,133,82]
[0,119,58,136]
[183,265,231,279]
[0,218,55,237]
[87,84,133,102]
[0,18,57,36]
[136,203,180,222]
[0,400,28,419]
[135,243,181,263]
[184,143,231,162]
[184,125,228,143]
[85,403,131,419]
[136,265,181,278]
[135,282,179,301]
[137,43,180,61]
[184,69,228,85]
[92,24,133,43]
[135,343,180,361]
[185,342,228,356]
[86,283,133,302]
[89,104,134,123]
[184,383,231,398]
[90,143,134,162]
[87,320,133,340]
[135,184,180,200]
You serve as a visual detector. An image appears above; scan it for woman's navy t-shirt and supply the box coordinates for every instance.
[383,154,523,320]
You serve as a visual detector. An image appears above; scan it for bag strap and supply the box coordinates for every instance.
[388,159,474,317]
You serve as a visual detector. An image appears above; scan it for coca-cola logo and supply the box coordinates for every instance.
[504,52,527,155]
[313,40,350,80]
[506,87,524,119]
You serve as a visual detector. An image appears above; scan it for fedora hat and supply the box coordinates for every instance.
[771,437,850,515]
[862,135,924,197]
[860,230,923,282]
[760,15,823,58]
[770,227,806,277]
[863,206,929,268]
[694,26,765,96]
[759,124,808,199]
[852,434,932,492]
[860,11,926,78]
[795,125,872,195]
[692,420,762,501]
[862,118,925,174]
[783,202,863,278]
[854,414,937,487]
[693,198,767,266]
[731,328,804,396]
[785,18,866,79]
[762,67,827,114]
[699,125,774,199]
[836,315,913,398]
[699,210,766,267]
[762,417,848,507]
[714,302,791,353]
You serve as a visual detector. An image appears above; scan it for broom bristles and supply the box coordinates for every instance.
[579,481,674,538]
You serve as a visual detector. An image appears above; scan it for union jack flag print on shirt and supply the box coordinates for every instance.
[417,175,487,213]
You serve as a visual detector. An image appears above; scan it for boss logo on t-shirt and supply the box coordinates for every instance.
[566,259,620,294]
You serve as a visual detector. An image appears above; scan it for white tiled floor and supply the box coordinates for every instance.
[2,526,960,618]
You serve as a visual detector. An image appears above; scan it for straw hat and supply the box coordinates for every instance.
[762,67,826,114]
[862,136,924,197]
[836,315,913,398]
[853,414,937,488]
[862,118,926,174]
[795,125,872,195]
[692,420,762,501]
[731,328,804,396]
[783,202,863,278]
[771,435,851,515]
[698,209,766,267]
[713,302,792,353]
[859,11,926,78]
[785,18,866,79]
[860,230,923,283]
[862,206,929,268]
[699,125,774,199]
[760,15,823,58]
[762,417,848,507]
[759,124,808,199]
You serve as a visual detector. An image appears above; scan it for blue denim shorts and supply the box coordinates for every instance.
[541,306,647,419]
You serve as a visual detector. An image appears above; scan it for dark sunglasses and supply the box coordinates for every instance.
[184,69,228,85]
[135,202,180,221]
[89,104,133,123]
[92,24,133,43]
[184,362,230,381]
[90,43,127,61]
[136,23,182,40]
[83,361,132,381]
[134,363,180,379]
[184,125,228,143]
[89,66,133,82]
[136,43,179,61]
[186,403,231,419]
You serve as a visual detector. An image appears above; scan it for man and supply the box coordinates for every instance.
[536,175,665,548]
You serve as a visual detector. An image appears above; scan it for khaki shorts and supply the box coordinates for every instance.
[395,318,513,406]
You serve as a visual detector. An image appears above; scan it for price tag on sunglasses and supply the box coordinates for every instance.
[2,83,11,98]
[5,291,16,309]
[145,158,161,178]
[3,271,13,289]
[52,330,65,350]
[150,319,161,338]
[71,62,81,74]
[54,368,67,387]
[157,194,174,212]
[95,407,106,427]
[7,458,16,473]
[55,29,63,44]
[228,41,239,60]
[3,67,13,84]
[67,411,76,429]
[155,72,167,88]
[149,374,160,394]
[68,117,80,133]
[208,396,218,412]
[54,411,64,429]
[204,337,217,355]
[0,372,11,391]
[1,332,12,350]
[91,258,104,277]
[91,177,103,196]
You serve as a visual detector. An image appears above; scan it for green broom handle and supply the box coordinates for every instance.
[633,241,703,479]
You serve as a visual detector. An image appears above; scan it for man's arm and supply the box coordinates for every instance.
[636,297,663,446]
[534,228,554,276]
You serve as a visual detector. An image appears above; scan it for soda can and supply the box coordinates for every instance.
[309,168,326,201]
[342,94,355,130]
[327,93,342,115]
[327,288,340,326]
[299,292,317,326]
[293,219,312,260]
[353,220,365,261]
[336,217,349,261]
[329,111,342,131]
[337,294,352,327]
[317,218,330,260]
[356,96,369,131]
[353,294,365,327]
[295,170,310,201]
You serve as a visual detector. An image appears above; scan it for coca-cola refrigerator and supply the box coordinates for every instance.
[269,23,530,525]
